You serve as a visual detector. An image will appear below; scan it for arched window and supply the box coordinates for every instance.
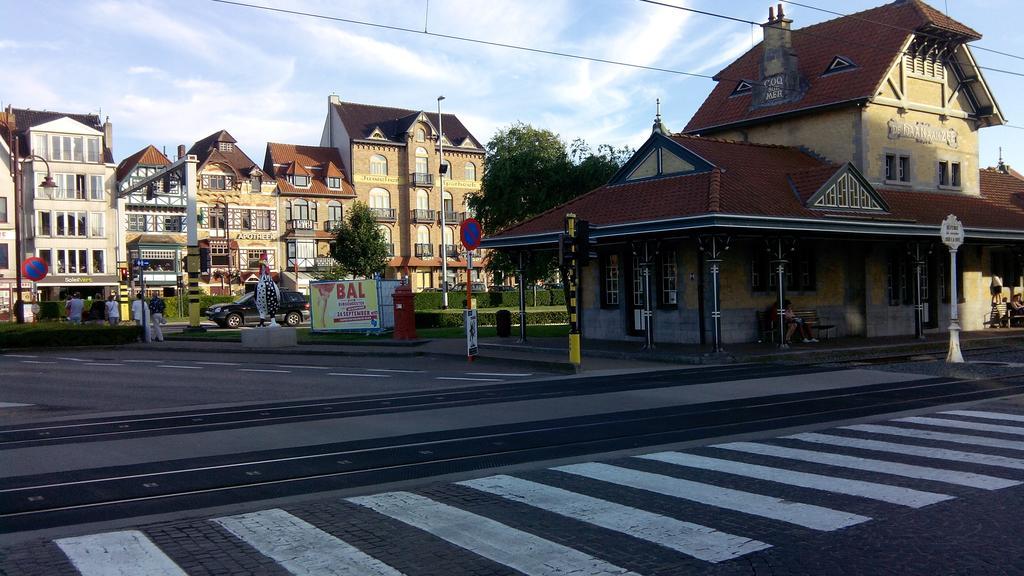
[417,225,430,245]
[370,155,388,175]
[464,162,477,181]
[292,198,310,220]
[327,201,342,222]
[415,147,428,175]
[443,226,455,245]
[416,189,430,210]
[415,128,425,142]
[378,224,392,244]
[441,159,451,179]
[369,188,390,209]
[442,190,454,215]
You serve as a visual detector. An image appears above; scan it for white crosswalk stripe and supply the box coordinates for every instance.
[714,441,1019,490]
[349,491,640,575]
[459,474,771,563]
[787,432,1024,471]
[555,462,869,531]
[56,530,187,576]
[844,423,1024,452]
[637,451,951,508]
[941,410,1024,423]
[895,416,1024,436]
[214,508,404,576]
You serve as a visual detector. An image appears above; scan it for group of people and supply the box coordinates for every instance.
[996,293,1024,327]
[64,291,166,342]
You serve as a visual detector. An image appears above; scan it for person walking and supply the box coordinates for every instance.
[65,292,85,324]
[131,293,150,342]
[105,294,120,326]
[149,294,166,342]
[88,297,106,324]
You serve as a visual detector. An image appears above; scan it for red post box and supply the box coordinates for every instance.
[392,283,417,340]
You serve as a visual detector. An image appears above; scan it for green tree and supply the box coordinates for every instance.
[468,123,631,281]
[326,201,390,279]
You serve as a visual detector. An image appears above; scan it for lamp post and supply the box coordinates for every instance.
[437,95,449,309]
[9,135,58,323]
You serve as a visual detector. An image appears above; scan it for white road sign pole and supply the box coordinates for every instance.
[940,214,964,363]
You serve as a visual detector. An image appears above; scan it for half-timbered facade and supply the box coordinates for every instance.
[485,0,1020,347]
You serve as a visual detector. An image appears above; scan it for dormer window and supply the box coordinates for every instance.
[730,80,753,97]
[218,142,233,152]
[416,128,425,142]
[822,56,856,75]
[291,175,310,187]
[327,176,341,189]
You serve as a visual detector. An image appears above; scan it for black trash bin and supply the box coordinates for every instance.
[495,309,512,338]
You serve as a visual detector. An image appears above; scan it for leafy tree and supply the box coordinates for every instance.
[327,201,390,279]
[468,123,631,282]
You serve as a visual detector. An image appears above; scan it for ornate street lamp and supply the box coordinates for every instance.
[10,135,58,323]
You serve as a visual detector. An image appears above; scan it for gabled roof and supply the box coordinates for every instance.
[487,134,1024,245]
[2,107,114,163]
[187,130,263,179]
[264,142,355,198]
[684,0,983,135]
[332,100,481,150]
[116,145,170,182]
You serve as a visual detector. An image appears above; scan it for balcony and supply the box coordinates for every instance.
[410,172,434,187]
[369,207,396,222]
[324,219,344,232]
[414,243,433,258]
[411,209,436,223]
[439,211,465,224]
[439,244,460,260]
[286,219,315,231]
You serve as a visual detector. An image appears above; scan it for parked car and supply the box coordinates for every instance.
[206,291,309,328]
[452,282,487,292]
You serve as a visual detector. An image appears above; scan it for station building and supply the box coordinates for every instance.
[485,0,1023,346]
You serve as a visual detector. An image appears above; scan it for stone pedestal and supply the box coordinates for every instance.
[241,327,297,349]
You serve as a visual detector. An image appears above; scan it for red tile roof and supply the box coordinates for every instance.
[264,142,355,198]
[332,101,481,149]
[684,0,980,135]
[188,130,263,179]
[116,145,170,182]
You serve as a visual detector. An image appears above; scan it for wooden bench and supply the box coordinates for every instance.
[757,308,836,343]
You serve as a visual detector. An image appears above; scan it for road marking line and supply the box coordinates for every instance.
[787,432,1024,471]
[367,368,423,373]
[276,364,332,370]
[0,402,33,408]
[637,451,950,508]
[21,360,56,364]
[435,376,503,382]
[123,360,161,363]
[350,491,640,575]
[845,423,1024,452]
[56,357,88,362]
[56,530,187,576]
[714,442,1019,490]
[85,363,125,367]
[214,508,403,576]
[328,373,392,378]
[158,365,203,370]
[555,462,869,531]
[465,372,533,377]
[3,354,37,358]
[895,416,1024,436]
[941,410,1024,423]
[459,474,771,563]
[194,361,241,366]
[239,369,291,374]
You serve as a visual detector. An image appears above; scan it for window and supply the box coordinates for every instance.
[250,210,272,230]
[53,211,88,237]
[327,201,343,222]
[291,174,310,187]
[951,162,961,187]
[416,189,430,210]
[44,135,98,162]
[938,161,949,186]
[219,142,234,152]
[464,162,477,181]
[751,243,816,292]
[660,249,678,306]
[201,174,231,190]
[39,249,51,270]
[417,226,430,245]
[327,176,341,189]
[415,148,429,175]
[92,250,105,274]
[416,128,425,142]
[163,216,183,232]
[601,253,620,307]
[250,175,262,193]
[89,212,105,237]
[87,138,101,163]
[370,188,390,209]
[442,191,454,214]
[292,199,310,220]
[55,249,89,274]
[369,155,388,175]
[885,153,911,183]
[32,134,48,159]
[210,242,231,267]
[0,243,7,269]
[128,214,147,232]
[440,160,451,179]
[90,175,104,200]
[0,197,6,223]
[379,225,393,255]
[812,173,883,210]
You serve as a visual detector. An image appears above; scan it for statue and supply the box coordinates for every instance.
[255,251,280,327]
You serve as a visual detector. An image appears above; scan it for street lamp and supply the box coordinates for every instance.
[437,95,449,309]
[9,134,58,323]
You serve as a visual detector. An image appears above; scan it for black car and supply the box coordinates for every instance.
[206,291,309,328]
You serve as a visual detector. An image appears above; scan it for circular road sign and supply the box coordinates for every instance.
[460,218,483,251]
[22,257,49,282]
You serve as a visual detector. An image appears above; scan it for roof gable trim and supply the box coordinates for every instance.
[807,162,889,212]
[609,132,714,185]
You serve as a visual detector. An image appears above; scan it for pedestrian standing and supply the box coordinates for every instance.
[105,294,120,326]
[88,297,106,324]
[65,292,85,324]
[149,294,166,342]
[131,293,150,342]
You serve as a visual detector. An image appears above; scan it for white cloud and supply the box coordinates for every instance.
[127,66,161,75]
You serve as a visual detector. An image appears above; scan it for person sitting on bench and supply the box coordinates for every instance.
[783,300,817,343]
[1009,294,1024,326]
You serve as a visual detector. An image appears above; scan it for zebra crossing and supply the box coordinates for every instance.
[47,407,1024,575]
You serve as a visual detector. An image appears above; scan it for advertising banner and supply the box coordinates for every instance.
[310,280,381,332]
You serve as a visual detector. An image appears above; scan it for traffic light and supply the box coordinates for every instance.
[558,233,575,267]
[575,219,596,266]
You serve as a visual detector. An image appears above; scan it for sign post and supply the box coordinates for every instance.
[135,258,151,343]
[940,214,964,363]
[460,218,482,362]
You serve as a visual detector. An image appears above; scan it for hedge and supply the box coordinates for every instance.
[413,289,564,311]
[37,296,237,321]
[416,309,568,329]
[0,324,142,348]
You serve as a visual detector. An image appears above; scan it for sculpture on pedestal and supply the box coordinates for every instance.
[255,251,280,327]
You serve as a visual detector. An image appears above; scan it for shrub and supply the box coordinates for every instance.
[0,324,141,348]
[163,295,236,319]
[415,309,568,329]
[412,289,564,311]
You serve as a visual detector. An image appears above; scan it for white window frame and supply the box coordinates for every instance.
[369,155,388,175]
[89,212,105,237]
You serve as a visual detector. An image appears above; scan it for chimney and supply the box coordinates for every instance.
[177,144,186,160]
[753,3,806,108]
[102,116,112,152]
[329,94,341,105]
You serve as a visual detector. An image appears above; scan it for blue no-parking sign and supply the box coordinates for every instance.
[460,218,482,251]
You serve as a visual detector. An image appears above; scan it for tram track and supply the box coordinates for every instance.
[4,371,1024,534]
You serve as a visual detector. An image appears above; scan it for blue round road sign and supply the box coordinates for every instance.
[22,257,48,282]
[460,218,482,251]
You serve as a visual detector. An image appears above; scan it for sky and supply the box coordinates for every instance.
[2,0,1023,169]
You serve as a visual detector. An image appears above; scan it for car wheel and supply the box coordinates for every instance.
[285,311,302,326]
[225,313,243,329]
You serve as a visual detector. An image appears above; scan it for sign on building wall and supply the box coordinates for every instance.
[887,118,959,149]
[310,280,381,332]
